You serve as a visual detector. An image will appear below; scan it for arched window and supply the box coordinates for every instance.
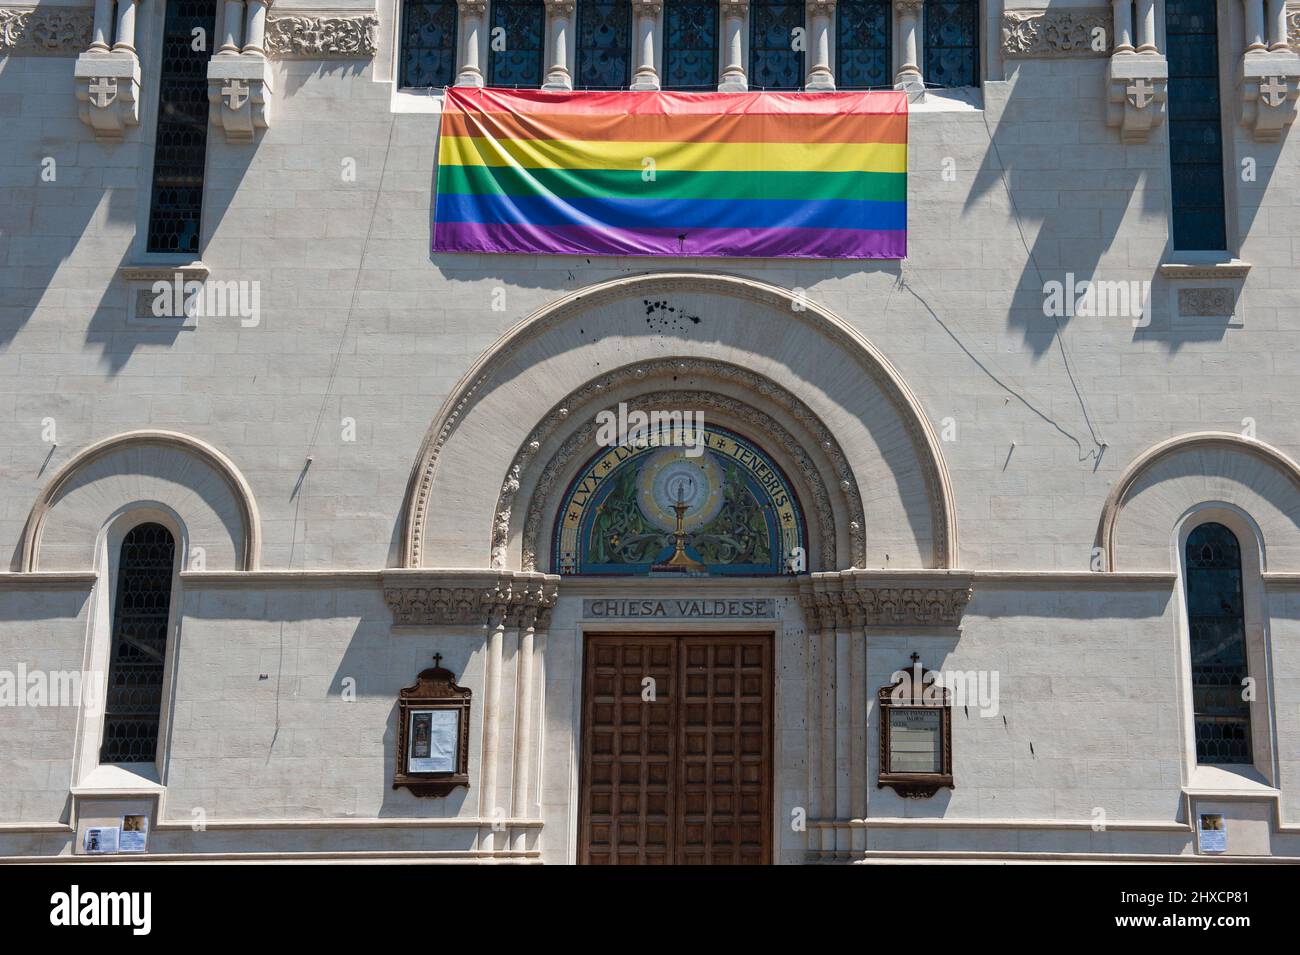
[400,0,460,88]
[575,0,633,89]
[663,0,719,90]
[489,0,547,87]
[145,0,218,254]
[749,0,804,89]
[100,523,177,764]
[1165,0,1227,251]
[836,0,890,89]
[924,0,979,89]
[1184,522,1252,765]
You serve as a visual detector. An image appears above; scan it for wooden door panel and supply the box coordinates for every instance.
[580,633,772,865]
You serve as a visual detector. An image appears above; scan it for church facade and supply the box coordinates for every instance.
[1,0,1299,863]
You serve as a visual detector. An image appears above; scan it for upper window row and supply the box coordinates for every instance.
[400,0,980,91]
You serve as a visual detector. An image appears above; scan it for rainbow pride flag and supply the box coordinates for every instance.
[433,87,907,259]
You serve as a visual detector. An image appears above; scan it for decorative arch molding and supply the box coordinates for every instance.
[497,366,864,573]
[400,272,958,570]
[20,430,261,573]
[1099,432,1300,573]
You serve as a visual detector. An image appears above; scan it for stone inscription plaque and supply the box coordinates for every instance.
[583,598,776,619]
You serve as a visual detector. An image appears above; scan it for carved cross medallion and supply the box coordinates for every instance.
[1126,78,1154,109]
[88,77,117,108]
[223,79,249,110]
[1260,76,1287,108]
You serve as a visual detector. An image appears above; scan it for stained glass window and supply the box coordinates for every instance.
[1184,523,1253,765]
[554,424,806,576]
[145,0,217,254]
[750,0,804,90]
[489,0,546,87]
[836,0,890,89]
[924,0,979,89]
[400,0,459,89]
[1165,0,1227,251]
[576,0,632,89]
[100,523,176,764]
[664,0,718,90]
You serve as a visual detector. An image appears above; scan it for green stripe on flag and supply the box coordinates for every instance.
[438,163,906,204]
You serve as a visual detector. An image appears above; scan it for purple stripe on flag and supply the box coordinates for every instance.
[432,220,906,260]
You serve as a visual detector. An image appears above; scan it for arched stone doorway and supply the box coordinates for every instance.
[386,272,972,864]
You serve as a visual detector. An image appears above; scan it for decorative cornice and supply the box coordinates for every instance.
[265,14,377,58]
[797,571,973,630]
[497,358,867,575]
[1001,8,1111,59]
[382,570,559,628]
[0,6,92,55]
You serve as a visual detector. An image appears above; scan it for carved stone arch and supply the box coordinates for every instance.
[19,430,261,572]
[400,272,958,570]
[1099,432,1300,572]
[490,359,866,572]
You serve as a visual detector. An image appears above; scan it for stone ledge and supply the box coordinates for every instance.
[118,261,209,283]
[1158,259,1252,280]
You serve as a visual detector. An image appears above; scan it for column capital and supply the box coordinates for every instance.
[893,0,924,14]
[458,0,487,15]
[544,0,576,16]
[631,0,663,15]
[720,0,749,15]
[809,0,836,18]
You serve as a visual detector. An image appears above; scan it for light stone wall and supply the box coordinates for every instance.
[1,1,1298,861]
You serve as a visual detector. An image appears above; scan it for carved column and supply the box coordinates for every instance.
[1245,0,1267,51]
[1133,0,1156,53]
[718,0,748,92]
[893,0,924,96]
[1239,0,1300,141]
[244,0,270,55]
[630,0,663,91]
[817,593,838,856]
[543,0,575,90]
[1111,0,1134,54]
[805,0,835,92]
[90,0,114,53]
[457,0,487,87]
[219,0,244,53]
[111,0,135,53]
[1105,0,1166,143]
[209,0,273,142]
[1267,0,1288,50]
[75,0,140,141]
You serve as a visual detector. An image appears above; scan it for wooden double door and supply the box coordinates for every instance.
[579,633,774,865]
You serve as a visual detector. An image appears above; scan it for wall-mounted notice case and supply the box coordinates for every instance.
[393,654,471,797]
